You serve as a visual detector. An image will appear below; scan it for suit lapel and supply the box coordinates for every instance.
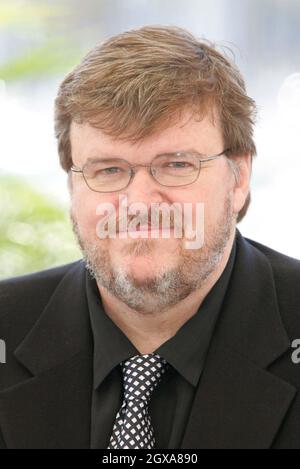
[180,341,295,449]
[0,261,94,448]
[181,230,297,448]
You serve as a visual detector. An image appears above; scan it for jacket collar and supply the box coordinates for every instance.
[13,259,91,375]
[180,229,296,448]
[210,228,290,368]
[0,260,94,448]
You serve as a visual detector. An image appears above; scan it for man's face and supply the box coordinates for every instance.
[69,110,250,314]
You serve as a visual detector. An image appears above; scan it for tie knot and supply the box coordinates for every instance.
[121,354,168,403]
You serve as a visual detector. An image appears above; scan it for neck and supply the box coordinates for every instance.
[97,231,235,354]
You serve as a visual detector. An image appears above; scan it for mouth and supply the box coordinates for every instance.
[117,225,175,239]
[128,224,161,232]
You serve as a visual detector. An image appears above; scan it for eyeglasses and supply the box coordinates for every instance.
[70,149,230,193]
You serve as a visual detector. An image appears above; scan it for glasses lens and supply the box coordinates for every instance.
[152,153,200,186]
[83,159,131,192]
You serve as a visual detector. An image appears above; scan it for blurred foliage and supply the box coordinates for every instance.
[0,176,81,280]
[0,0,83,81]
[0,38,81,81]
[0,1,64,26]
[0,0,84,279]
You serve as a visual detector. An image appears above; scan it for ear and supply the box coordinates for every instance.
[229,154,252,216]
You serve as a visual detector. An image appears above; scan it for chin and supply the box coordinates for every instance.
[115,254,169,281]
[126,256,160,275]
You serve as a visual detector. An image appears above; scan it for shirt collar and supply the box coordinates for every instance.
[86,274,139,389]
[86,233,237,389]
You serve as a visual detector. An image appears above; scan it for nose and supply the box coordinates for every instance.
[130,163,157,179]
[124,166,166,206]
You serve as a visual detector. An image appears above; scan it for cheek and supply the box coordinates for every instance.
[71,186,121,241]
[185,180,231,229]
[71,190,103,239]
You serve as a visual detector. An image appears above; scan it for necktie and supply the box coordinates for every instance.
[107,353,169,449]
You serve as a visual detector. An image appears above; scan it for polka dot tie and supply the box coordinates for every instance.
[107,353,169,449]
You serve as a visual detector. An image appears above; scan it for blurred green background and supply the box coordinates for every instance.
[0,175,80,279]
[0,0,84,279]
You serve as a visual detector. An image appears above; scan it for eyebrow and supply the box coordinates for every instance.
[85,148,207,163]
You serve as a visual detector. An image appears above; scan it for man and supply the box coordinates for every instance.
[0,25,300,449]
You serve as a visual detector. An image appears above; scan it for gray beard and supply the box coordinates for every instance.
[71,195,235,314]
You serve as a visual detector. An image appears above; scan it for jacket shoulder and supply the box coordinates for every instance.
[245,236,300,336]
[245,237,300,278]
[1,261,81,308]
[0,261,82,333]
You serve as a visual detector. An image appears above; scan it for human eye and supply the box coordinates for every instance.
[89,161,127,178]
[165,161,193,169]
[159,155,197,173]
[100,166,124,174]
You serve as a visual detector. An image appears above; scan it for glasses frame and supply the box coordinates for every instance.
[70,148,230,193]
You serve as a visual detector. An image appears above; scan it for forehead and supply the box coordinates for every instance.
[70,109,224,164]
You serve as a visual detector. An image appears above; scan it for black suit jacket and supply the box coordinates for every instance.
[1,229,300,449]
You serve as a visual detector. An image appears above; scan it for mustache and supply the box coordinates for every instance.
[102,208,183,233]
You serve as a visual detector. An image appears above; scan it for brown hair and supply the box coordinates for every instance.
[54,25,257,222]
